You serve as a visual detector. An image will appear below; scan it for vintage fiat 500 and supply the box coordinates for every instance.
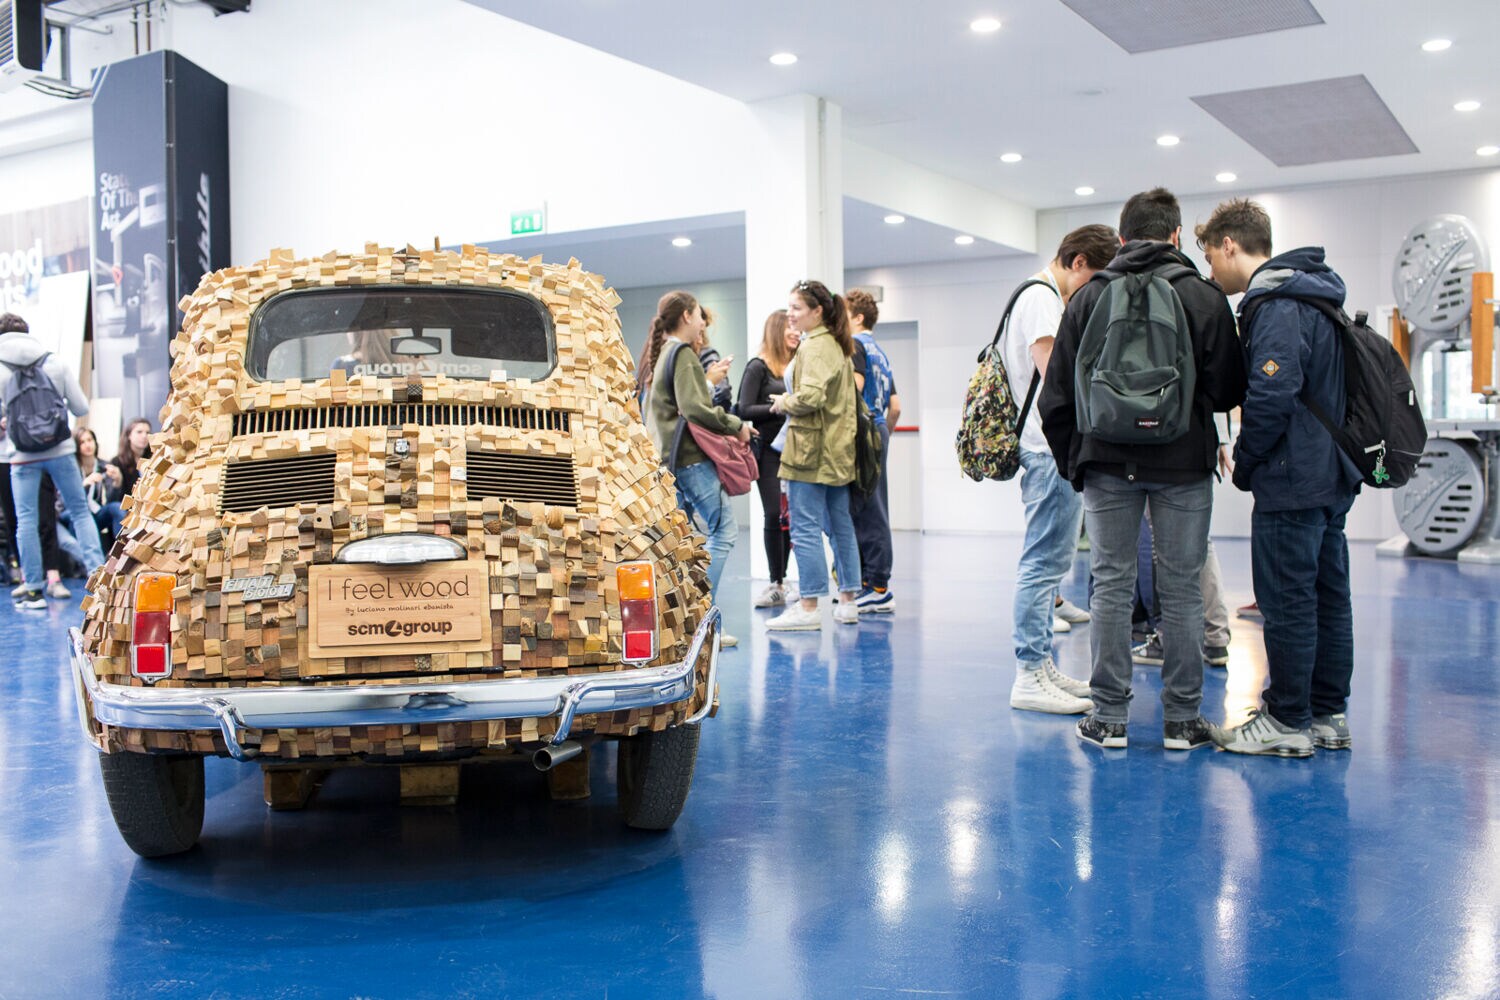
[70,245,720,857]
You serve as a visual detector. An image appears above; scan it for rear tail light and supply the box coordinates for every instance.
[616,562,658,663]
[131,573,175,683]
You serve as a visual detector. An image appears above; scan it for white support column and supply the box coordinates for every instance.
[742,94,845,582]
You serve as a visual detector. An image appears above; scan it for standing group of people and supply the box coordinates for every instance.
[637,280,901,642]
[1006,187,1359,759]
[1,312,147,610]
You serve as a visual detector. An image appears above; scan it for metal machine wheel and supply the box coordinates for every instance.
[1395,438,1487,556]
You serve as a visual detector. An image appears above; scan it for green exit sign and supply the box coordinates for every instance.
[510,209,546,236]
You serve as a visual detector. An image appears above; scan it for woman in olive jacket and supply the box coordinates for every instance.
[767,280,862,630]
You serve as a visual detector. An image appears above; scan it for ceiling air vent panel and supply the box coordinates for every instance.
[1192,75,1417,167]
[466,453,578,508]
[220,452,338,514]
[1059,0,1323,53]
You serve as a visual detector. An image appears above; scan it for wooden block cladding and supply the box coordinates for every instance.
[80,245,716,763]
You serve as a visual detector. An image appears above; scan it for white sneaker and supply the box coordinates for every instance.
[1041,658,1091,699]
[1055,598,1091,624]
[10,582,31,599]
[1010,667,1093,715]
[767,604,822,631]
[833,602,859,625]
[46,581,72,599]
[1052,616,1072,634]
[784,586,799,603]
[753,584,786,608]
[719,633,739,648]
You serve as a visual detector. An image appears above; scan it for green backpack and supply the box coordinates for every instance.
[1075,264,1197,444]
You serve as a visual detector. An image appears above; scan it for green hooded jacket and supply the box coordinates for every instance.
[778,326,856,486]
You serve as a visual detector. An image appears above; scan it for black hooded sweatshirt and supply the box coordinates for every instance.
[1039,240,1248,489]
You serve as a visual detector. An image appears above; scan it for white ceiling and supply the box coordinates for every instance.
[463,0,1500,211]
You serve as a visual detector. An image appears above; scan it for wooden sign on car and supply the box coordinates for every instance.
[308,563,492,658]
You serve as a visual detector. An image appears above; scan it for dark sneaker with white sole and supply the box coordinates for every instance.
[1211,710,1314,757]
[1076,715,1127,749]
[1310,713,1351,750]
[13,590,46,611]
[1131,634,1163,666]
[1204,645,1229,666]
[1163,716,1213,750]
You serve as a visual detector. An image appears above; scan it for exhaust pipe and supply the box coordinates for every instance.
[533,740,583,772]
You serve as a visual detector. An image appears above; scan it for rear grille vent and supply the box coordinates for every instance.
[233,405,570,437]
[220,452,337,514]
[466,452,578,507]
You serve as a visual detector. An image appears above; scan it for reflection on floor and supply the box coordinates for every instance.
[1,533,1496,998]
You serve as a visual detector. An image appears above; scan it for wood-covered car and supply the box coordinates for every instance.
[70,245,721,856]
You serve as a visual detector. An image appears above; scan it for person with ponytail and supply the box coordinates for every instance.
[737,309,799,607]
[766,280,861,631]
[642,291,751,647]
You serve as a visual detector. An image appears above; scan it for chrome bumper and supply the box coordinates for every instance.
[68,608,721,762]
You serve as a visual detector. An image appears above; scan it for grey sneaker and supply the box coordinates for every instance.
[753,584,786,608]
[1310,713,1351,750]
[1076,715,1127,749]
[1131,633,1163,666]
[1204,644,1229,666]
[1164,716,1213,751]
[1041,658,1091,699]
[1211,710,1314,758]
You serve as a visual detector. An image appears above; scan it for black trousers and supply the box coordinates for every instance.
[0,466,61,578]
[754,446,792,584]
[850,423,893,589]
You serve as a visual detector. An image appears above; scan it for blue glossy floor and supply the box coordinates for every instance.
[2,532,1497,998]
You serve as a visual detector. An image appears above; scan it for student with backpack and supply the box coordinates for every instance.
[1004,224,1118,716]
[1038,189,1247,751]
[0,313,106,609]
[1195,199,1365,757]
[844,289,900,614]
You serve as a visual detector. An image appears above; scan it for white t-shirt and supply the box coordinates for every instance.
[1001,271,1063,454]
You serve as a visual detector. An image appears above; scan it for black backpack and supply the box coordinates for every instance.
[2,354,71,453]
[852,393,883,496]
[1075,264,1198,444]
[1240,295,1426,488]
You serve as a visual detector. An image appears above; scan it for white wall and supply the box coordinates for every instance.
[850,166,1500,541]
[0,142,93,214]
[163,0,761,262]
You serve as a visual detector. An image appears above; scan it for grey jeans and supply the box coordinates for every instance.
[1083,470,1213,723]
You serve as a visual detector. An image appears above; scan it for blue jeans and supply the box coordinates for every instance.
[1082,471,1212,723]
[11,456,105,590]
[1013,449,1083,669]
[1252,497,1355,728]
[788,479,861,599]
[674,460,736,601]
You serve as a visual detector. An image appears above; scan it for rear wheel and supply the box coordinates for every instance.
[99,751,205,858]
[616,724,700,830]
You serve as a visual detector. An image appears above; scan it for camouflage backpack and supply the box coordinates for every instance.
[955,279,1058,481]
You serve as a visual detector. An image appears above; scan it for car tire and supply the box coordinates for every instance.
[616,723,700,831]
[99,751,205,858]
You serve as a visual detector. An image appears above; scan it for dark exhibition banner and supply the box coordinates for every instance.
[90,50,230,424]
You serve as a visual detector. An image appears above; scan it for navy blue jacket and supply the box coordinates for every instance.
[1232,248,1361,511]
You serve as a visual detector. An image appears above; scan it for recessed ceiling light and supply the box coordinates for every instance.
[1157,134,1181,147]
[769,52,798,66]
[1075,186,1095,197]
[884,214,906,225]
[1478,145,1500,157]
[1455,100,1482,112]
[954,235,976,246]
[1421,38,1452,52]
[1000,152,1023,163]
[1216,171,1238,184]
[970,17,1002,33]
[672,237,693,248]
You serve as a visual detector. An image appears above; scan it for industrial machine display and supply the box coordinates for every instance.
[1387,215,1500,562]
[69,244,722,857]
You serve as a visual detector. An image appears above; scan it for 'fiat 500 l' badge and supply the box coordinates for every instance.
[394,439,411,457]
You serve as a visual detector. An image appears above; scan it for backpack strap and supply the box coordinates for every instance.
[981,278,1058,362]
[1152,262,1199,285]
[1238,291,1349,440]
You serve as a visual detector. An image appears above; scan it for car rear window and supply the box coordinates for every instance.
[247,287,556,382]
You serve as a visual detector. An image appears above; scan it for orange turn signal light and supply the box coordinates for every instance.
[134,573,176,613]
[616,562,655,602]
